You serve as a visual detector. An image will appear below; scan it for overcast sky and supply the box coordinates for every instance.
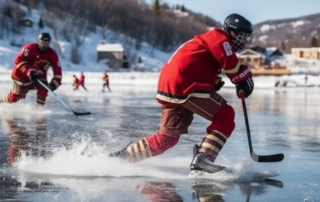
[145,0,320,24]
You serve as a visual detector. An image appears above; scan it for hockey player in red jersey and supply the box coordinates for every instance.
[72,75,80,90]
[110,14,254,173]
[75,71,88,91]
[102,70,111,92]
[0,32,62,107]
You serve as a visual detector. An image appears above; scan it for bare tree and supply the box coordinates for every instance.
[13,0,220,64]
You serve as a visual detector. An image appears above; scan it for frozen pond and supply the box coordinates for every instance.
[0,81,319,202]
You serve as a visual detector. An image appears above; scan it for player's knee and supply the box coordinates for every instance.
[207,104,235,137]
[220,104,235,121]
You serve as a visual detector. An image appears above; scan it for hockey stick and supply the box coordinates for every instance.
[241,93,284,162]
[37,79,91,116]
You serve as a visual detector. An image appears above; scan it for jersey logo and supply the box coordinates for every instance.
[223,41,233,56]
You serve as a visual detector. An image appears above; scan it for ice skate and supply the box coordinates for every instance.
[190,145,225,173]
[109,142,132,160]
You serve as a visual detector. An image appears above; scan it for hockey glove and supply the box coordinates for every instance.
[27,70,39,83]
[215,76,225,92]
[235,78,254,98]
[226,64,254,98]
[48,80,59,91]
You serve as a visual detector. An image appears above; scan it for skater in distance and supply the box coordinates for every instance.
[109,13,254,173]
[102,70,111,92]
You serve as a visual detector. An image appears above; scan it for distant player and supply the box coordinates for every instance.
[0,32,62,107]
[72,75,80,90]
[102,70,111,92]
[77,71,88,91]
[109,14,254,173]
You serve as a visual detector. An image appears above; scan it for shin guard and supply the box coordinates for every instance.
[125,138,152,162]
[125,132,180,162]
[199,131,228,160]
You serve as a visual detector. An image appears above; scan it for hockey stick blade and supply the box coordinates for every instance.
[251,152,284,163]
[37,79,91,116]
[73,111,91,116]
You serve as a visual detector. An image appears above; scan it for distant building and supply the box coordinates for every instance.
[264,47,284,59]
[96,41,124,68]
[18,19,33,27]
[291,47,320,59]
[237,48,265,69]
[237,47,290,75]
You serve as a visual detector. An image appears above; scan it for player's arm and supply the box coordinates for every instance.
[15,45,40,82]
[213,38,254,98]
[225,63,254,98]
[48,52,62,91]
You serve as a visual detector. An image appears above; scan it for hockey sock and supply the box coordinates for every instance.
[125,133,180,162]
[199,131,227,160]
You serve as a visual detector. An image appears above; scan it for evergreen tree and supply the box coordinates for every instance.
[180,5,186,12]
[153,0,161,17]
[281,41,286,53]
[162,3,169,10]
[4,6,12,18]
[309,36,318,47]
[38,16,44,29]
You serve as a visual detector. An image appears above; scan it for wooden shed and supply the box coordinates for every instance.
[96,41,124,61]
[96,41,125,68]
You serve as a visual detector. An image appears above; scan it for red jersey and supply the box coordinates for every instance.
[78,73,85,85]
[11,43,62,85]
[103,72,109,80]
[156,28,240,104]
[73,77,79,84]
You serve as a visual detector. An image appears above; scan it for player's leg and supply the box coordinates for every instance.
[182,92,235,173]
[82,84,88,91]
[106,80,111,92]
[36,84,48,107]
[74,84,79,90]
[102,82,105,92]
[0,82,28,104]
[109,106,193,162]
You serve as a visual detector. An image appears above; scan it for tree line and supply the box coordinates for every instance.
[4,0,219,50]
[4,0,317,64]
[0,0,221,64]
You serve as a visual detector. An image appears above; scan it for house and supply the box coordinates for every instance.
[18,19,33,27]
[237,48,265,69]
[265,47,283,57]
[237,47,290,75]
[291,48,320,59]
[96,41,124,68]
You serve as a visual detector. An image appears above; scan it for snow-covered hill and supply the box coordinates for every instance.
[0,3,320,89]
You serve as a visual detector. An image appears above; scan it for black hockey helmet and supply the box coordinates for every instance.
[38,32,51,52]
[223,13,253,52]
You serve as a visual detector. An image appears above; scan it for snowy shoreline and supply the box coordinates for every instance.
[1,70,320,88]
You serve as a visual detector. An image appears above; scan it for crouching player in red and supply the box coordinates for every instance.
[109,13,254,173]
[0,32,62,107]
